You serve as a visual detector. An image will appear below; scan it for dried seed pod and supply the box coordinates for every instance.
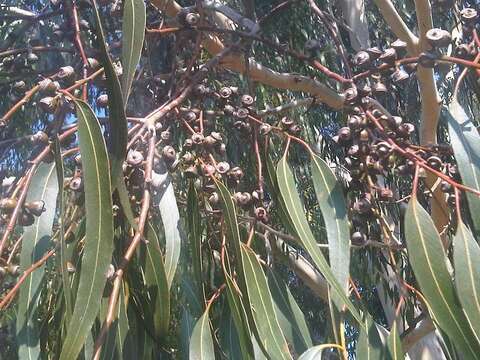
[259,123,272,136]
[96,94,109,107]
[69,177,83,192]
[426,28,452,48]
[39,78,60,94]
[359,129,369,142]
[26,52,39,64]
[254,207,269,223]
[372,81,387,94]
[13,80,26,92]
[376,142,391,157]
[351,231,367,246]
[160,130,172,143]
[455,43,474,59]
[347,115,362,129]
[280,117,294,129]
[162,146,176,163]
[185,12,200,26]
[397,123,415,137]
[337,127,351,142]
[378,187,393,201]
[353,198,372,214]
[234,192,252,206]
[391,68,409,83]
[288,124,302,136]
[25,200,45,216]
[183,138,194,149]
[366,46,383,60]
[74,154,82,165]
[182,152,194,164]
[348,144,359,156]
[57,66,75,80]
[219,87,233,99]
[0,198,17,212]
[235,108,249,119]
[185,165,198,178]
[440,180,452,193]
[183,111,197,122]
[391,39,407,55]
[204,135,217,148]
[228,167,244,181]
[216,161,230,174]
[19,211,35,226]
[217,143,227,155]
[461,8,478,23]
[191,133,205,145]
[127,150,144,167]
[201,163,216,176]
[379,48,397,64]
[241,94,254,106]
[353,50,371,68]
[224,104,236,115]
[210,132,222,142]
[39,97,56,113]
[427,156,442,169]
[30,131,48,145]
[343,86,358,104]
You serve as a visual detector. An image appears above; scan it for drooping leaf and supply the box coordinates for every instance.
[241,244,292,360]
[405,198,480,358]
[276,155,362,324]
[91,0,135,229]
[153,160,183,287]
[310,154,350,305]
[267,268,312,353]
[144,221,170,338]
[298,344,340,359]
[189,306,215,360]
[180,307,196,360]
[60,100,114,360]
[187,182,204,303]
[446,101,480,235]
[453,221,480,342]
[219,314,244,360]
[356,316,384,359]
[386,319,403,360]
[121,0,146,104]
[17,162,58,359]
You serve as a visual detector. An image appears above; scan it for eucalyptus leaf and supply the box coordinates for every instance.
[189,306,215,360]
[405,198,480,358]
[386,319,403,360]
[356,316,384,359]
[17,162,58,360]
[60,100,114,360]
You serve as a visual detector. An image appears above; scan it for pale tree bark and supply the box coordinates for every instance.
[339,0,370,51]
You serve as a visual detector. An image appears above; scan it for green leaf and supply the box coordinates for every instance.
[60,100,114,360]
[386,319,403,360]
[91,0,135,229]
[121,0,145,104]
[453,221,480,342]
[267,268,312,353]
[187,182,204,303]
[356,316,384,359]
[154,161,183,287]
[405,198,480,358]
[17,162,58,359]
[189,306,215,360]
[276,156,362,324]
[298,344,339,359]
[446,101,480,236]
[145,222,170,338]
[180,307,196,360]
[241,244,292,360]
[310,154,350,302]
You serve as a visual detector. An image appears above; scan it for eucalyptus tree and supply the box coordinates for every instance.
[1,0,480,359]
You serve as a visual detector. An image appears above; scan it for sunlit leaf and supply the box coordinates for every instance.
[405,198,480,358]
[17,162,58,359]
[241,244,292,360]
[276,155,362,324]
[386,318,403,360]
[356,316,384,359]
[298,344,341,359]
[446,101,480,236]
[453,221,480,342]
[121,0,145,104]
[60,100,114,360]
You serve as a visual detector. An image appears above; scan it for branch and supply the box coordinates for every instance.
[150,0,345,109]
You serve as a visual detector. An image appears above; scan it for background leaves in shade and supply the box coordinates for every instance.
[453,221,480,343]
[405,198,480,359]
[121,0,146,105]
[355,316,384,359]
[446,101,480,236]
[59,100,114,360]
[16,162,58,359]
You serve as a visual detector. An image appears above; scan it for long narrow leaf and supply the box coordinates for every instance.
[241,244,292,360]
[187,182,204,303]
[189,306,215,360]
[453,221,480,342]
[405,198,480,358]
[446,101,480,235]
[276,156,362,324]
[17,162,58,359]
[386,319,403,360]
[121,0,145,104]
[60,100,114,360]
[356,316,384,359]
